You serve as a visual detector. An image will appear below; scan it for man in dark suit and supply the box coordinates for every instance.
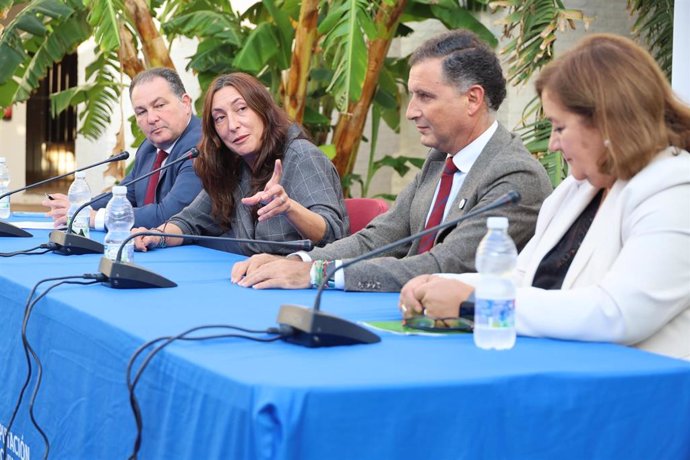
[43,67,202,229]
[231,29,553,292]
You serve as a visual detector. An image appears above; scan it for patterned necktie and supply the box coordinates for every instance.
[143,149,168,205]
[416,157,458,254]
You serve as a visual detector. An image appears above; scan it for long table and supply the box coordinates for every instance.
[1,223,690,460]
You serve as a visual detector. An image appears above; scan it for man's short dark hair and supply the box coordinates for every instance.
[410,30,507,111]
[129,67,187,100]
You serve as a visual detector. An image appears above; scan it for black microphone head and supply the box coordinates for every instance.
[188,147,200,159]
[112,151,130,161]
[507,190,521,204]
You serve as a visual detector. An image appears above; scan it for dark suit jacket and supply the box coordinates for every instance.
[93,116,203,228]
[307,123,553,292]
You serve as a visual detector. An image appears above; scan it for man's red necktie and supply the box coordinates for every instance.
[143,149,168,205]
[416,157,458,254]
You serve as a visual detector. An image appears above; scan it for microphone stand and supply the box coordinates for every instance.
[49,148,199,255]
[276,191,522,348]
[0,151,129,238]
[98,231,314,289]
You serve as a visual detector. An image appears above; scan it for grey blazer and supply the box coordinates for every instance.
[308,123,553,291]
[168,125,348,256]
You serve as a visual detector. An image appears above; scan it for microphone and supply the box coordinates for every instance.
[49,148,200,255]
[98,231,314,289]
[0,151,129,238]
[276,190,522,348]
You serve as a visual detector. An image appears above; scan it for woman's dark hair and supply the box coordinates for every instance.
[195,73,291,229]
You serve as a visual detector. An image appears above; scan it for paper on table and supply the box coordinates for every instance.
[12,221,60,230]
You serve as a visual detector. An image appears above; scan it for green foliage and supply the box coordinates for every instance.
[87,0,124,53]
[319,0,376,112]
[6,0,673,198]
[489,0,591,187]
[51,49,123,140]
[494,0,675,189]
[403,0,497,48]
[0,0,16,11]
[0,0,90,107]
[514,109,565,188]
[627,0,674,79]
[160,2,243,112]
[344,104,425,199]
[492,0,590,87]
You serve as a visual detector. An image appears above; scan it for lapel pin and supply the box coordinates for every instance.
[458,198,467,210]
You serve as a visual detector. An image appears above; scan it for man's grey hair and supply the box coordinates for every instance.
[129,67,187,100]
[409,29,507,111]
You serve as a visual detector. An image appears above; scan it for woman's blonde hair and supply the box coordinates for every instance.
[536,33,690,179]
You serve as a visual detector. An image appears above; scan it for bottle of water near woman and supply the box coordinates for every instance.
[67,171,92,237]
[0,157,11,219]
[104,186,135,262]
[474,216,518,350]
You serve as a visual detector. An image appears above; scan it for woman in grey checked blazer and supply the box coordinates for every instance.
[131,72,348,256]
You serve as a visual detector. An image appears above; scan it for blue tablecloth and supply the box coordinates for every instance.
[1,224,690,460]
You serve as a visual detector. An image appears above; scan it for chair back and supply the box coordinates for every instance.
[344,198,389,234]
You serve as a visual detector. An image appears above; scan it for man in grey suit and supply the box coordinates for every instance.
[231,29,552,292]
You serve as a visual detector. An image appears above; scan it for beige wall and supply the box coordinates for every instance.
[0,103,27,203]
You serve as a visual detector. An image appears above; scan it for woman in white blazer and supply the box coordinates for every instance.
[398,33,690,360]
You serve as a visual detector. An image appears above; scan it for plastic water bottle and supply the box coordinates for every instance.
[67,171,92,237]
[104,185,135,262]
[0,157,11,219]
[474,216,518,350]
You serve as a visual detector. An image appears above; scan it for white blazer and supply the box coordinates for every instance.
[452,147,690,359]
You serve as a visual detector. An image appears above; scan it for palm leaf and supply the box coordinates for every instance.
[373,59,402,132]
[87,0,124,52]
[0,0,76,86]
[494,0,591,86]
[488,0,593,186]
[0,0,15,12]
[233,23,281,74]
[0,3,90,106]
[50,49,122,140]
[18,12,90,98]
[430,4,497,47]
[260,0,294,69]
[402,1,496,47]
[319,0,376,112]
[536,151,564,188]
[627,0,674,79]
[162,9,242,45]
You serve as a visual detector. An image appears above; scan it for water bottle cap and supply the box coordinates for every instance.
[112,185,127,195]
[486,216,508,229]
[75,171,86,179]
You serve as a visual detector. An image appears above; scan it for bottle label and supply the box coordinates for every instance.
[0,196,10,219]
[104,241,133,262]
[475,298,515,328]
[71,214,90,238]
